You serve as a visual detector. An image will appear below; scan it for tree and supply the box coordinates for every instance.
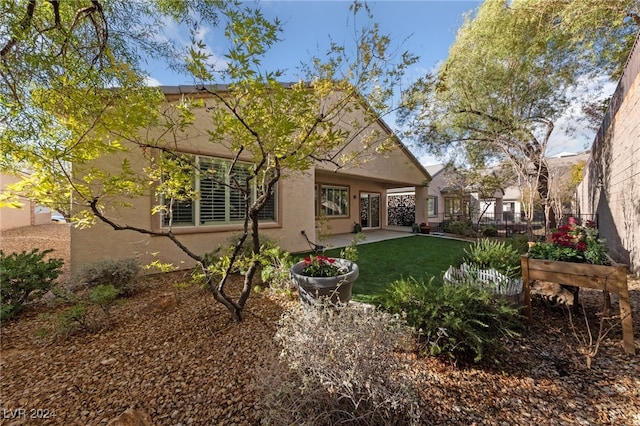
[399,0,638,237]
[440,163,513,230]
[1,1,417,320]
[1,0,221,213]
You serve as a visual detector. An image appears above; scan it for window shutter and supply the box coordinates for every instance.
[200,160,227,223]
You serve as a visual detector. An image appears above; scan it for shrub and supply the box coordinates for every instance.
[480,224,498,237]
[89,284,119,320]
[260,246,295,291]
[76,258,139,296]
[0,249,64,321]
[462,238,521,278]
[201,233,280,279]
[507,234,531,255]
[377,277,523,364]
[57,303,90,336]
[257,303,421,425]
[447,220,476,237]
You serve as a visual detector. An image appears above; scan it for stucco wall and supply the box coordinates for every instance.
[0,173,51,230]
[71,164,316,275]
[577,34,640,275]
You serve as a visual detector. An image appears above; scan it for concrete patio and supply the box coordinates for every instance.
[315,227,415,250]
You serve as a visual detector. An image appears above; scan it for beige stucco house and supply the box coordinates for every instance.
[70,85,431,274]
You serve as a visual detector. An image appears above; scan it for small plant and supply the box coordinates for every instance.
[339,232,364,263]
[462,238,521,278]
[57,303,90,336]
[76,258,139,296]
[0,249,64,321]
[260,246,295,291]
[256,302,421,425]
[89,284,120,321]
[201,233,279,281]
[507,234,531,255]
[377,277,523,364]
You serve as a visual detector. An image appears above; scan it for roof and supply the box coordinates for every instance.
[425,163,446,177]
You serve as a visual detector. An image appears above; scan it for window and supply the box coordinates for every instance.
[162,156,276,227]
[427,196,438,216]
[444,197,461,217]
[318,185,349,217]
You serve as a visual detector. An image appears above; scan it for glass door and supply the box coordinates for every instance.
[360,193,381,229]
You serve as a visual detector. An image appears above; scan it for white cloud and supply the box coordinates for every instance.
[144,76,162,87]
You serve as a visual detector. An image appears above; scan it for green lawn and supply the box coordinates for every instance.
[319,235,472,303]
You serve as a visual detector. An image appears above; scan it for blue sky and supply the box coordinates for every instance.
[144,0,609,165]
[146,1,480,85]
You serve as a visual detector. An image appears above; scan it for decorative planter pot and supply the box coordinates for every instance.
[290,258,359,305]
[419,225,431,234]
[521,255,635,355]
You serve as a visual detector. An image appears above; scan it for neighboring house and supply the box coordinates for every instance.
[577,33,640,275]
[389,152,588,235]
[388,163,505,230]
[70,85,431,275]
[0,172,51,231]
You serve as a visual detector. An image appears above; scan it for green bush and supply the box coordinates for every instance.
[260,246,295,290]
[0,249,64,321]
[89,284,119,319]
[462,238,521,278]
[480,224,498,237]
[257,302,421,425]
[447,220,476,237]
[76,258,139,296]
[508,234,531,255]
[57,303,90,336]
[377,277,523,364]
[201,233,280,277]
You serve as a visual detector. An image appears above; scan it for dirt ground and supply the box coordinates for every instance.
[0,223,71,285]
[0,224,639,425]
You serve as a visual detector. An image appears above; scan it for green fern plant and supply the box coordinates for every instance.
[462,238,521,278]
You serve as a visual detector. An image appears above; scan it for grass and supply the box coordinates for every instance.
[319,235,472,303]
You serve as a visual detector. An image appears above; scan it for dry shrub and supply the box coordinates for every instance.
[256,301,422,425]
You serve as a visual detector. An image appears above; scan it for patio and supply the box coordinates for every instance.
[319,227,414,250]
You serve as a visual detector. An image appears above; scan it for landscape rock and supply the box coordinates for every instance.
[146,292,178,312]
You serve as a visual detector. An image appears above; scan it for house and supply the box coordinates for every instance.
[576,32,640,275]
[0,172,52,231]
[388,152,591,236]
[70,85,431,274]
[387,163,506,232]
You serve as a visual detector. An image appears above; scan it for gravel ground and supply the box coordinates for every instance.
[1,225,639,425]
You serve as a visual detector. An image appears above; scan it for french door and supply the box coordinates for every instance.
[360,193,381,229]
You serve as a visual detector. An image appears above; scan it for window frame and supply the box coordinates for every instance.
[161,155,277,228]
[317,184,350,218]
[427,196,438,217]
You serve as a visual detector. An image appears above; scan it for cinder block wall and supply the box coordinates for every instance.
[577,34,640,275]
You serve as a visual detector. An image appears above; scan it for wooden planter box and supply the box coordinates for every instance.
[521,255,635,355]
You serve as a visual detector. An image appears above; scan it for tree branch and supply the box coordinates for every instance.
[1,0,37,58]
